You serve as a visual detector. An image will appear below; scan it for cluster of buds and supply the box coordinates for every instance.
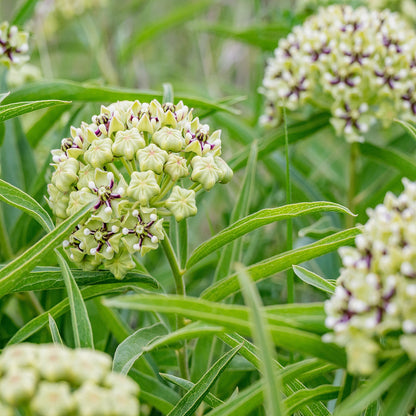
[324,179,416,374]
[261,5,416,142]
[47,99,232,278]
[0,22,29,68]
[0,343,140,416]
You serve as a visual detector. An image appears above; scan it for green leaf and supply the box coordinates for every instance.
[0,100,71,122]
[395,118,416,141]
[0,202,94,298]
[160,373,223,408]
[334,355,414,416]
[187,202,353,269]
[0,92,10,104]
[113,322,168,374]
[166,344,242,416]
[237,265,285,416]
[55,250,93,348]
[105,294,346,367]
[7,282,145,345]
[3,80,238,115]
[12,0,39,25]
[358,142,416,178]
[293,265,336,294]
[120,0,212,60]
[0,178,54,232]
[201,227,361,301]
[285,385,339,414]
[2,266,158,292]
[48,314,63,345]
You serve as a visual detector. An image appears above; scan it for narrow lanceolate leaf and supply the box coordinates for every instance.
[0,202,94,297]
[104,294,346,367]
[201,227,361,301]
[334,355,414,416]
[7,283,143,345]
[285,385,339,414]
[4,266,158,292]
[237,265,285,416]
[3,80,238,115]
[55,251,94,348]
[187,202,354,268]
[0,92,10,104]
[293,265,336,294]
[0,100,70,122]
[12,0,39,25]
[0,178,54,232]
[48,314,63,345]
[160,373,223,408]
[167,344,242,416]
[358,142,416,178]
[395,118,416,141]
[113,323,168,374]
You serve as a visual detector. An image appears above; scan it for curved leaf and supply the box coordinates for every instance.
[0,100,70,122]
[285,385,339,414]
[293,265,336,294]
[187,202,353,268]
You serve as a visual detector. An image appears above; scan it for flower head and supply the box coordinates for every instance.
[324,179,416,374]
[0,22,29,67]
[47,99,232,278]
[262,5,416,142]
[0,343,139,416]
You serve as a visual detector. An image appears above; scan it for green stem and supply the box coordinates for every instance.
[106,163,123,180]
[121,158,134,176]
[283,108,294,303]
[347,142,359,228]
[0,204,13,260]
[161,232,189,381]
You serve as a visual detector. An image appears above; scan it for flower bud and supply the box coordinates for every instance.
[112,128,145,160]
[51,159,79,192]
[191,155,222,190]
[165,186,198,221]
[84,138,114,168]
[136,143,168,174]
[164,153,189,181]
[127,171,160,205]
[152,126,185,152]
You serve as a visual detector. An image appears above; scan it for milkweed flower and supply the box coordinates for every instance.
[324,179,416,374]
[261,5,416,142]
[0,22,29,67]
[0,343,140,416]
[47,99,232,278]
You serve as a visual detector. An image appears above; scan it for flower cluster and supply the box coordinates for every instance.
[47,99,232,278]
[324,179,416,374]
[0,343,140,416]
[0,22,29,68]
[261,5,416,142]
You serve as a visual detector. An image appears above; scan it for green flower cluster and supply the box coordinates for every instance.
[0,343,140,416]
[324,179,416,375]
[0,21,29,68]
[47,99,232,278]
[262,5,416,142]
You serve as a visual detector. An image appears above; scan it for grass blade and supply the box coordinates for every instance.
[48,314,63,345]
[293,265,336,294]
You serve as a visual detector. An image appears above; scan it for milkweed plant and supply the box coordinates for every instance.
[1,1,416,415]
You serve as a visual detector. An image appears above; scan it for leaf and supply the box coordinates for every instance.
[237,265,285,416]
[0,100,71,122]
[105,294,346,367]
[395,118,416,141]
[3,80,238,115]
[0,202,94,298]
[2,266,158,292]
[7,282,145,345]
[293,265,336,294]
[166,344,242,416]
[113,323,168,374]
[120,0,212,60]
[285,385,339,414]
[160,373,223,408]
[48,314,63,345]
[12,0,39,25]
[55,250,93,348]
[334,355,414,416]
[358,142,416,178]
[0,178,54,232]
[187,201,354,269]
[201,227,361,301]
[0,92,10,104]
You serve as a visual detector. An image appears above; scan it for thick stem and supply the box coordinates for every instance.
[283,108,294,303]
[161,232,189,380]
[347,142,359,228]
